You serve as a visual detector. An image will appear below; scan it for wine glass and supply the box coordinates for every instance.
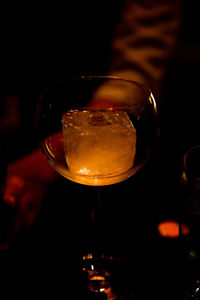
[35,76,158,298]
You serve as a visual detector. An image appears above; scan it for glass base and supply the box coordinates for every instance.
[78,253,134,299]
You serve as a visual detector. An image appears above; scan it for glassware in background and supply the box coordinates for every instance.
[181,145,200,300]
[182,145,200,216]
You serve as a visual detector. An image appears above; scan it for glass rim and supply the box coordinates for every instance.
[42,75,157,111]
[182,144,200,183]
[183,145,200,167]
[77,74,149,87]
[46,74,152,92]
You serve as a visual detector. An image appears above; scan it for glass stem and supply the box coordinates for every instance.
[91,186,101,226]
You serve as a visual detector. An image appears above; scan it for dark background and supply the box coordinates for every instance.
[0,1,199,299]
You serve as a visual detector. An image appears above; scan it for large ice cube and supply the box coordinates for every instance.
[62,109,136,177]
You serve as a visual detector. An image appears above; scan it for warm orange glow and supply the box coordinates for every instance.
[62,109,136,185]
[82,253,93,260]
[90,276,105,281]
[158,221,190,238]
